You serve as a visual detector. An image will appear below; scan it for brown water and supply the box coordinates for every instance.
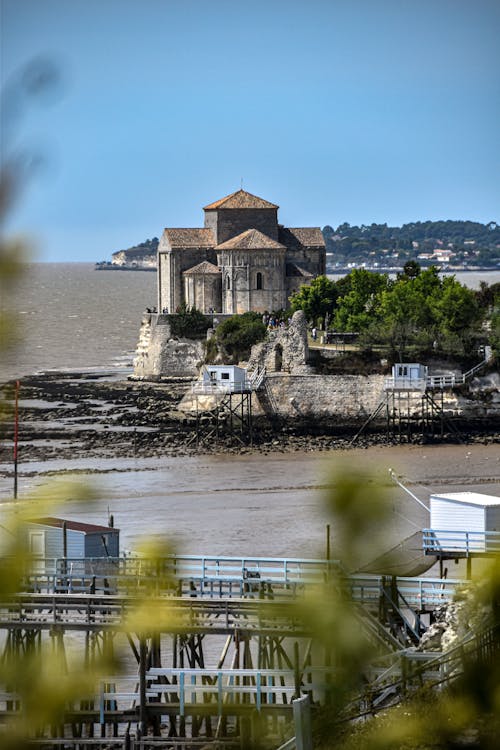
[2,444,498,567]
[2,263,156,380]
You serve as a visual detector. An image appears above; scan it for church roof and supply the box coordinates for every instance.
[183,261,221,275]
[204,189,279,211]
[162,228,214,248]
[278,227,325,247]
[216,229,286,251]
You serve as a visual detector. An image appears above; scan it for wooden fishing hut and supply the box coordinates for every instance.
[423,492,500,577]
[351,362,460,443]
[201,364,249,391]
[26,516,119,563]
[190,365,256,446]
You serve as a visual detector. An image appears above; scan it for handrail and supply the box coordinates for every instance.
[16,556,464,607]
[423,528,500,554]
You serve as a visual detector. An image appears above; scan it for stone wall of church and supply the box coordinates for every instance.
[286,246,326,275]
[159,248,217,312]
[184,274,222,314]
[219,248,286,314]
[205,208,279,244]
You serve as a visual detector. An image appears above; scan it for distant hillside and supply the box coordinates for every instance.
[111,237,159,267]
[104,220,500,271]
[323,220,500,269]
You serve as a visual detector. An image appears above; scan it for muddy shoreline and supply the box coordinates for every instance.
[0,371,498,470]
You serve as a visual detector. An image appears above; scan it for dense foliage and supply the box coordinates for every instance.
[214,312,267,362]
[290,266,495,360]
[169,305,211,338]
[323,220,500,268]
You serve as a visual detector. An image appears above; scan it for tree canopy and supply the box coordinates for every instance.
[290,266,491,360]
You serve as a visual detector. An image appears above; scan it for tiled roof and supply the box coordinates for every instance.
[183,261,221,275]
[279,227,325,247]
[216,229,286,251]
[161,228,214,248]
[29,517,118,534]
[286,263,314,278]
[204,189,279,211]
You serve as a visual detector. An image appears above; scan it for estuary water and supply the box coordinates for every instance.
[1,263,499,382]
[1,264,499,566]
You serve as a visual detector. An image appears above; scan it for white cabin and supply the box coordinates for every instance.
[386,363,428,391]
[429,492,500,553]
[201,365,249,392]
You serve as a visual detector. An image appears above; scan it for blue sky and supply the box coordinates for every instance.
[2,0,499,262]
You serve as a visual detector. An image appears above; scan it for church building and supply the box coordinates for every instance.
[157,189,325,315]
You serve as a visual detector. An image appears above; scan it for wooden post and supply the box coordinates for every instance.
[326,524,331,562]
[13,379,19,499]
[139,637,147,735]
[293,641,301,699]
[293,695,312,750]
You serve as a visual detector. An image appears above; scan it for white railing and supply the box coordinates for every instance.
[348,575,460,609]
[191,381,252,394]
[384,377,428,391]
[423,528,500,554]
[248,366,266,389]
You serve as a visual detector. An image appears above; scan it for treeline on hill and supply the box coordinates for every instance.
[323,220,500,267]
[112,237,159,259]
[290,264,500,363]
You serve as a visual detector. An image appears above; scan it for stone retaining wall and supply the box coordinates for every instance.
[255,373,385,419]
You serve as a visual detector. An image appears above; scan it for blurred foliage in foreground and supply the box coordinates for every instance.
[299,465,500,749]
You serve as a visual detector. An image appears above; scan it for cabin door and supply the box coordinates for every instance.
[29,530,46,572]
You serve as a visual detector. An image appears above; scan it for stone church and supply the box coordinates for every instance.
[157,189,325,315]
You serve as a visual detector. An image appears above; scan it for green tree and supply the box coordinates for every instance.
[289,275,338,325]
[169,304,211,338]
[215,312,267,362]
[333,269,389,332]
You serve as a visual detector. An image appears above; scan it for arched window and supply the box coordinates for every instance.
[226,276,231,290]
[256,272,263,290]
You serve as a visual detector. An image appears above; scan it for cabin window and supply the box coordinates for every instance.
[221,372,230,380]
[256,272,263,290]
[209,371,217,381]
[397,366,408,377]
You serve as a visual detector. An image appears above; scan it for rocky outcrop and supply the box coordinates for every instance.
[133,314,204,379]
[247,310,311,374]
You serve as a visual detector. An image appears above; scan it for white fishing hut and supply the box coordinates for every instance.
[201,365,249,392]
[26,517,120,561]
[425,492,500,555]
[387,363,428,390]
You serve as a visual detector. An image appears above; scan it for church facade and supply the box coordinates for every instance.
[157,189,325,315]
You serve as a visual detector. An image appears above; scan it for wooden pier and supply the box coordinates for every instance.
[0,554,474,747]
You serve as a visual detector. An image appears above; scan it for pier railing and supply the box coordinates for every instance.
[13,555,464,610]
[348,574,461,609]
[423,528,500,554]
[22,555,340,597]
